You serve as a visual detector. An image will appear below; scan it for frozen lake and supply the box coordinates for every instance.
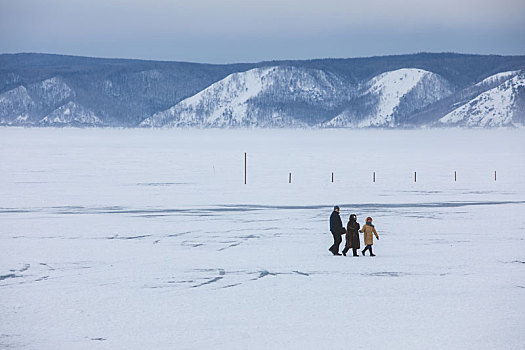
[1,128,524,349]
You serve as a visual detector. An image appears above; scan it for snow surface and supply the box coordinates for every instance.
[440,74,525,127]
[1,128,524,349]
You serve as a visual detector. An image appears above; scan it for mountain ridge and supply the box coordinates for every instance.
[1,52,525,128]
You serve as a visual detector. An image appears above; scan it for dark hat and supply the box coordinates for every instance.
[334,206,340,210]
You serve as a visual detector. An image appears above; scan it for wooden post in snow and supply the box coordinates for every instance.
[244,152,247,185]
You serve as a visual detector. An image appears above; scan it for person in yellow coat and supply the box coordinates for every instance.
[360,217,379,256]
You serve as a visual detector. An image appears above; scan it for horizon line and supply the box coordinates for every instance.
[2,51,525,66]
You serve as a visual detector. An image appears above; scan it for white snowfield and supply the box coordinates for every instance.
[1,128,524,349]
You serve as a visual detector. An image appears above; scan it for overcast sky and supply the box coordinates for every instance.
[1,0,524,63]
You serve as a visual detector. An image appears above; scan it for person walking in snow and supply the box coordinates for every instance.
[360,217,379,256]
[329,206,345,256]
[342,214,360,256]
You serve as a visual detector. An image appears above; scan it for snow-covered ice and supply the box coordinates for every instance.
[1,128,524,349]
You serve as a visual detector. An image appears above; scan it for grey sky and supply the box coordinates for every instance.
[1,0,524,63]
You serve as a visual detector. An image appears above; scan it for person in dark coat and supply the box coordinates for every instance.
[329,206,345,255]
[342,214,360,256]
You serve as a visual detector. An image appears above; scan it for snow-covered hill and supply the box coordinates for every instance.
[141,67,279,127]
[143,68,455,128]
[2,53,525,128]
[141,66,351,127]
[474,70,520,88]
[440,72,525,127]
[0,77,88,126]
[322,69,453,127]
[364,69,452,126]
[0,86,35,124]
[28,77,75,109]
[39,101,102,126]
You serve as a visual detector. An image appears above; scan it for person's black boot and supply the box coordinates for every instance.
[353,248,359,257]
[361,248,366,256]
[329,247,341,256]
[370,247,376,257]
